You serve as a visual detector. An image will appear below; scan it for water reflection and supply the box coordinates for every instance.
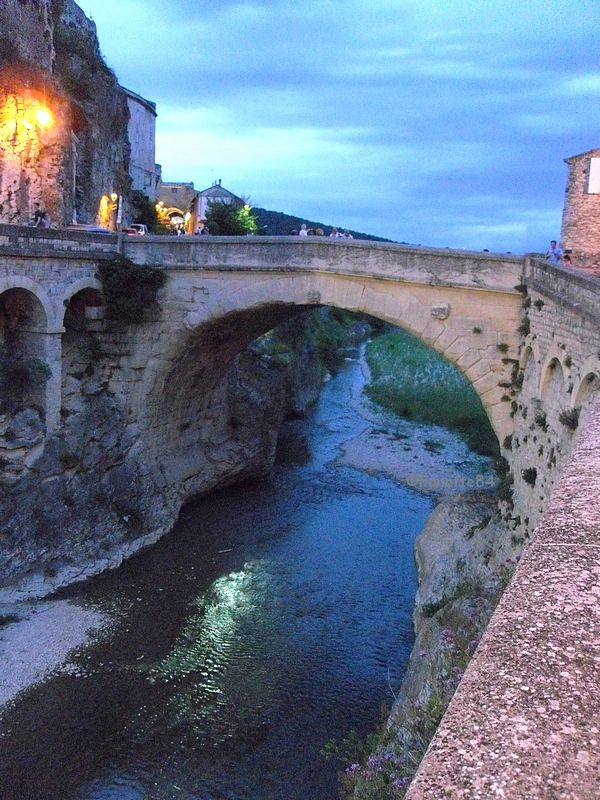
[141,563,282,748]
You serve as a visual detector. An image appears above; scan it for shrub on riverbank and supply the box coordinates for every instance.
[365,330,498,456]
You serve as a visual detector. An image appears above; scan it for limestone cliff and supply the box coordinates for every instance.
[0,348,287,600]
[0,0,130,226]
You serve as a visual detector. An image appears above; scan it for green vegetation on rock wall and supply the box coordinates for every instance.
[365,330,498,456]
[255,308,377,416]
[98,255,166,323]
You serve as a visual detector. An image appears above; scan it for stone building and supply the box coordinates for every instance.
[198,180,243,220]
[560,147,600,270]
[124,88,161,201]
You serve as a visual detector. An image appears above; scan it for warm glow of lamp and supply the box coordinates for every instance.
[110,192,118,202]
[35,107,53,128]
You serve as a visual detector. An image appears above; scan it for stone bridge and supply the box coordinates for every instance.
[1,224,600,798]
[0,225,525,439]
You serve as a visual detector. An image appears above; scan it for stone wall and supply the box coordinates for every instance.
[500,257,600,542]
[405,394,600,799]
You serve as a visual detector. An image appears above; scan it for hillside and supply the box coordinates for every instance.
[252,207,396,242]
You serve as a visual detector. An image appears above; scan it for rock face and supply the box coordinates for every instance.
[0,0,130,226]
[388,492,515,741]
[0,0,54,71]
[0,285,350,600]
[0,347,287,600]
[343,491,518,798]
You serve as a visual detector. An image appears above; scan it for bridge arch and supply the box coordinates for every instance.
[0,285,51,479]
[60,277,104,322]
[143,269,519,494]
[519,341,540,372]
[518,344,540,398]
[179,271,518,441]
[0,276,55,330]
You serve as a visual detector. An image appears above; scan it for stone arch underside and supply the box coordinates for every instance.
[139,270,523,497]
[189,272,517,430]
[0,287,50,480]
[61,287,105,418]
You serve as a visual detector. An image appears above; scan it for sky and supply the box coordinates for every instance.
[80,0,600,253]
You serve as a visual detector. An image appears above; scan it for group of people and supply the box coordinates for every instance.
[545,240,573,266]
[294,224,354,239]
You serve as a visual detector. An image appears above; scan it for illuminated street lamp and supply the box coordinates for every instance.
[35,106,53,128]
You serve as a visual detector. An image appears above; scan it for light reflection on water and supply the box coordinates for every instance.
[0,354,452,800]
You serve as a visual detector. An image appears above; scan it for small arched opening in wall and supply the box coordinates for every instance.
[61,286,105,418]
[574,372,600,407]
[0,287,50,480]
[572,371,600,429]
[519,344,539,396]
[539,356,564,398]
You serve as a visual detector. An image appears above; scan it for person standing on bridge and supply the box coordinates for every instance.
[545,240,563,264]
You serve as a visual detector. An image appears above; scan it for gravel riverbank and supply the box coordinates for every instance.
[0,599,109,710]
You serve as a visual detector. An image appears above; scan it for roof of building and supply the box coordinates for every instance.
[159,181,196,190]
[564,147,600,164]
[198,183,242,201]
[123,87,157,117]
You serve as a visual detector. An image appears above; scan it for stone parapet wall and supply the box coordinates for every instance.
[124,236,525,294]
[0,223,119,258]
[502,257,600,539]
[406,395,600,799]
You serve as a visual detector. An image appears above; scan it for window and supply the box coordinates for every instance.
[587,158,600,193]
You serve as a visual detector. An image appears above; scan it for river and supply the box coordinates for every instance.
[0,349,488,800]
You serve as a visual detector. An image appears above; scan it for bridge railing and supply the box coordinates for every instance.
[122,235,525,294]
[526,255,600,323]
[0,224,526,293]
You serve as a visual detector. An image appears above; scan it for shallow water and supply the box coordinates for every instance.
[0,354,460,800]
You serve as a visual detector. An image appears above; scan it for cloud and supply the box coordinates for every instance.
[81,0,600,252]
[560,73,600,96]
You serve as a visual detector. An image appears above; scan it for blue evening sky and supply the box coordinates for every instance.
[80,0,600,252]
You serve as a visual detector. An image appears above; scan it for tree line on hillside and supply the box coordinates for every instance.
[132,194,397,241]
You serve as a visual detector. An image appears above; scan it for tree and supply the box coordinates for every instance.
[129,190,160,232]
[205,201,259,235]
